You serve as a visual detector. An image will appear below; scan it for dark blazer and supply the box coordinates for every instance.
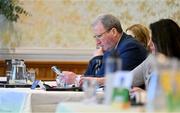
[84,32,148,77]
[84,55,103,76]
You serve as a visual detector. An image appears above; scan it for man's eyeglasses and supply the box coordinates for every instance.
[93,28,112,39]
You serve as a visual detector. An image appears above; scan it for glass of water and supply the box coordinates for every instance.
[27,69,36,84]
[83,79,98,103]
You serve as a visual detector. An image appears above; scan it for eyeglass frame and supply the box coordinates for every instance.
[93,27,113,39]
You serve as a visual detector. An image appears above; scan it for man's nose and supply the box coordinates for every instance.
[96,39,101,44]
[96,43,101,48]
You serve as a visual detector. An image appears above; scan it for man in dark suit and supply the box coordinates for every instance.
[84,14,147,76]
[63,14,147,86]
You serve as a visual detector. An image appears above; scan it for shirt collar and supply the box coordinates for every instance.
[115,32,123,49]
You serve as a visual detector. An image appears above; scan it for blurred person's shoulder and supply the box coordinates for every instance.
[119,33,146,49]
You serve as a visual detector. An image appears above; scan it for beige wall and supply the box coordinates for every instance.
[0,0,179,60]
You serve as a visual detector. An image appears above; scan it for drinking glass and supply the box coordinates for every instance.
[82,79,98,103]
[104,55,121,105]
[146,55,177,112]
[27,69,36,84]
[74,75,81,87]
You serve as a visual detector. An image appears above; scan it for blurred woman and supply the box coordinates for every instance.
[150,19,180,58]
[131,19,180,91]
[126,24,154,52]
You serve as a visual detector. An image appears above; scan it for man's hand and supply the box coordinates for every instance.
[79,77,94,87]
[79,77,105,87]
[62,71,77,85]
[93,47,103,57]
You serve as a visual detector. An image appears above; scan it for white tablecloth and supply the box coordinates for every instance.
[55,101,149,113]
[0,88,95,113]
[30,90,85,113]
[0,89,27,113]
[56,102,134,113]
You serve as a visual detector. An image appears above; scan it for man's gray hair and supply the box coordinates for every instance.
[92,14,123,33]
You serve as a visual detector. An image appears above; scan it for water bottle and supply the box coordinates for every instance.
[104,49,121,104]
[51,66,67,87]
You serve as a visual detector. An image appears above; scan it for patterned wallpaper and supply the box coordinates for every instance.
[0,0,179,50]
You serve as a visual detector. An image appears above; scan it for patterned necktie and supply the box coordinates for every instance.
[95,59,102,75]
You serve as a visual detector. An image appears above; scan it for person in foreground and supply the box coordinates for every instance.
[63,13,147,86]
[130,18,180,94]
[125,24,154,89]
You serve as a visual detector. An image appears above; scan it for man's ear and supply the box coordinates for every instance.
[111,28,118,37]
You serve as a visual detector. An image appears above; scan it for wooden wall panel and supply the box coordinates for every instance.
[0,60,6,76]
[0,60,88,80]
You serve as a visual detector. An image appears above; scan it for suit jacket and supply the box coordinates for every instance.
[84,55,103,76]
[84,32,148,77]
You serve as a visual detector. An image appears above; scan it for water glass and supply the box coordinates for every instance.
[82,79,98,103]
[27,70,36,83]
[56,74,67,88]
[105,54,121,105]
[146,56,178,112]
[74,75,81,87]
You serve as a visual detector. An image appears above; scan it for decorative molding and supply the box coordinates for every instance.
[0,48,94,61]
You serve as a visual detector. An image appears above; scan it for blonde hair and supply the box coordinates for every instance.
[126,24,151,49]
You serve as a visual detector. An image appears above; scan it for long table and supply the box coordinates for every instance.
[0,88,104,113]
[55,102,144,113]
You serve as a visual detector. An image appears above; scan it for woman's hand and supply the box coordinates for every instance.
[129,87,145,94]
[129,87,147,104]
